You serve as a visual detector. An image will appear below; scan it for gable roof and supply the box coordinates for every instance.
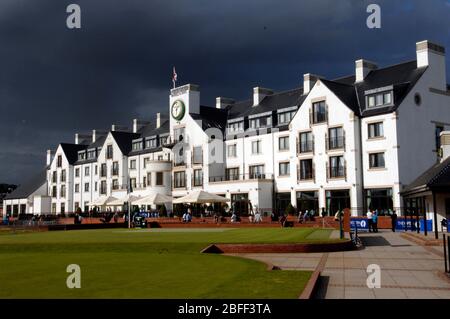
[402,157,450,195]
[4,167,47,200]
[60,143,88,165]
[110,131,141,155]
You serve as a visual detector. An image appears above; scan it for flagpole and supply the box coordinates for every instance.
[127,179,131,229]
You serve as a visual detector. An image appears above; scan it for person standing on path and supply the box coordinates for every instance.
[366,210,373,232]
[372,211,378,233]
[391,210,398,232]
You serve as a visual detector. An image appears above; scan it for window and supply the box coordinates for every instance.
[436,125,444,152]
[249,165,265,179]
[364,188,393,216]
[193,169,203,186]
[160,136,168,146]
[112,162,119,175]
[369,152,385,168]
[94,182,97,192]
[130,178,137,189]
[192,146,203,164]
[52,186,57,198]
[278,136,289,151]
[329,156,345,178]
[227,144,237,158]
[368,122,384,139]
[100,163,107,177]
[312,101,327,124]
[249,116,272,129]
[174,171,186,188]
[143,176,147,188]
[277,110,296,125]
[106,145,113,159]
[52,171,57,183]
[130,159,136,170]
[226,167,240,181]
[60,185,66,198]
[57,155,62,167]
[299,132,313,153]
[366,91,393,108]
[227,121,244,133]
[156,172,164,186]
[173,127,185,143]
[84,166,90,176]
[279,162,290,176]
[60,170,66,182]
[75,184,79,193]
[145,138,157,149]
[94,165,98,175]
[158,155,163,161]
[84,183,89,192]
[75,168,80,177]
[251,140,262,155]
[60,203,65,214]
[78,152,86,161]
[100,181,107,194]
[298,159,313,180]
[112,179,119,190]
[328,127,344,150]
[87,150,96,159]
[132,140,142,151]
[74,202,80,211]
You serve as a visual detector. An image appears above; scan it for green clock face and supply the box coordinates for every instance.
[171,100,185,121]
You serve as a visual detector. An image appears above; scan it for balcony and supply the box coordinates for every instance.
[209,173,273,183]
[111,169,119,176]
[327,164,346,179]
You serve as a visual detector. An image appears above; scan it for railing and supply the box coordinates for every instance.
[192,177,203,187]
[111,169,119,176]
[173,160,185,167]
[297,165,315,181]
[209,173,274,183]
[296,140,314,154]
[327,165,346,179]
[327,135,345,150]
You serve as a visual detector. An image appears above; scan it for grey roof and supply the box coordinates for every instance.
[190,105,228,131]
[333,60,427,116]
[4,167,47,200]
[402,157,450,195]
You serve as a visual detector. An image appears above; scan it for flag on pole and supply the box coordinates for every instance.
[172,66,177,88]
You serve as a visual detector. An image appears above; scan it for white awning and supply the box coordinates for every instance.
[133,193,172,206]
[172,190,229,204]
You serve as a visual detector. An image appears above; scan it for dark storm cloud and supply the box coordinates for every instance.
[0,0,449,183]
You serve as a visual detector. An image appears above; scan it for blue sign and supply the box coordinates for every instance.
[395,219,432,232]
[350,218,369,232]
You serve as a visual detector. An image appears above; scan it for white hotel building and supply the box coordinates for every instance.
[3,40,450,221]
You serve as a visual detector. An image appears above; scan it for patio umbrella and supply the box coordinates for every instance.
[108,194,141,206]
[133,193,172,206]
[89,196,118,206]
[173,190,230,204]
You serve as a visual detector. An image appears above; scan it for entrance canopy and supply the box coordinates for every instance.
[173,190,229,204]
[133,193,172,206]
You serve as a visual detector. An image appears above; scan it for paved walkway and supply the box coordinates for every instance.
[237,230,450,299]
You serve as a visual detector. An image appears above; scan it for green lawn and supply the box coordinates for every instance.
[0,228,333,299]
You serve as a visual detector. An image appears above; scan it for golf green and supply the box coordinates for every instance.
[0,228,333,298]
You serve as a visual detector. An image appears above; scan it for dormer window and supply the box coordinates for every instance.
[78,152,86,161]
[365,88,393,108]
[277,109,296,125]
[87,150,96,159]
[145,138,157,149]
[227,121,244,134]
[249,116,272,130]
[132,139,143,151]
[160,136,168,146]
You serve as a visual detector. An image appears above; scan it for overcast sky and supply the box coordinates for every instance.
[0,0,449,184]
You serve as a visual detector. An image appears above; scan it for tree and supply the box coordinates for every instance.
[285,203,296,216]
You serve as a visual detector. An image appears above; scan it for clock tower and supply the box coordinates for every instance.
[169,83,200,142]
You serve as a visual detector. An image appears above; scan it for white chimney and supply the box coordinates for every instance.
[92,129,107,142]
[216,97,235,109]
[355,59,377,83]
[74,133,90,145]
[416,40,447,91]
[253,87,273,106]
[132,119,150,133]
[440,131,450,161]
[111,124,128,132]
[303,73,323,94]
[156,113,161,128]
[46,150,53,166]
